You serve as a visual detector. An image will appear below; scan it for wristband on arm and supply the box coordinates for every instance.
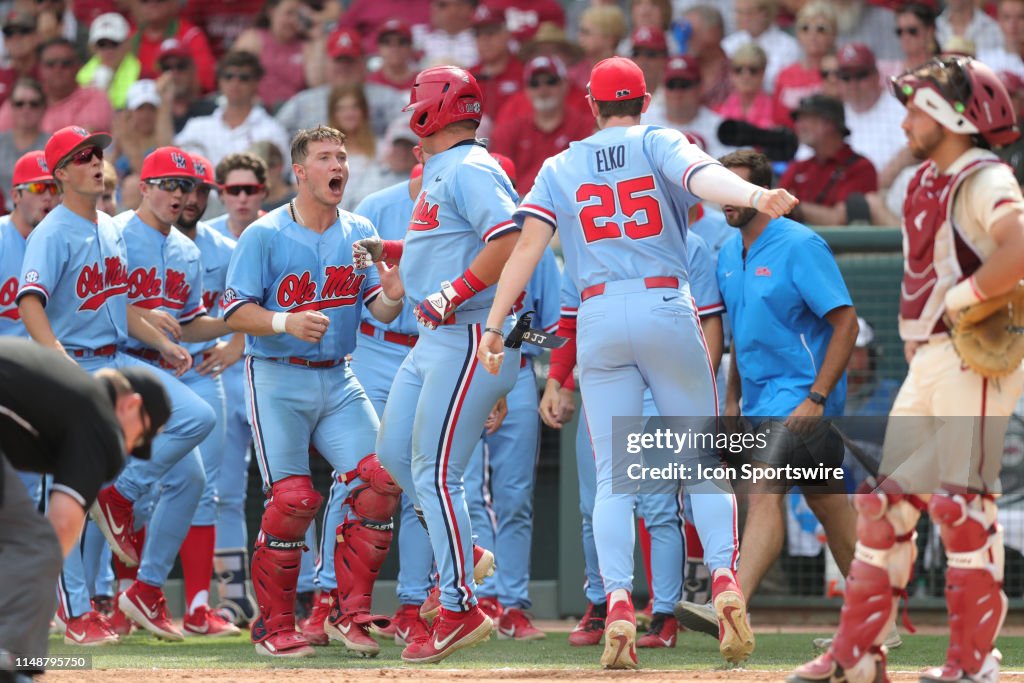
[380,240,404,264]
[448,269,487,308]
[548,316,578,386]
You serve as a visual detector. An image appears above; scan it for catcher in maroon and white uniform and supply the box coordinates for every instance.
[791,55,1024,683]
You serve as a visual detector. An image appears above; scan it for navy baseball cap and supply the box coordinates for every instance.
[118,366,171,460]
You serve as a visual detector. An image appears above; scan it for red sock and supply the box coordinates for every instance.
[684,521,704,562]
[179,525,215,614]
[638,518,653,602]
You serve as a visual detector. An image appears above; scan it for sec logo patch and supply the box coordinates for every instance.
[223,288,237,303]
[25,270,39,283]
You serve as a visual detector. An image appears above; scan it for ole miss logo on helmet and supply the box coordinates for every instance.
[409,192,440,231]
[0,277,19,320]
[127,267,192,310]
[75,257,129,310]
[275,265,366,312]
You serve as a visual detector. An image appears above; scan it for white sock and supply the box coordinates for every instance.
[608,588,630,608]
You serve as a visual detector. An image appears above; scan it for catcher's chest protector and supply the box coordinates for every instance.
[899,152,1002,341]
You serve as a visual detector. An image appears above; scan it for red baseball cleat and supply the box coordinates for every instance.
[637,613,678,648]
[600,595,638,670]
[477,597,503,624]
[420,545,496,620]
[90,486,139,567]
[497,608,546,641]
[392,604,430,646]
[298,591,330,646]
[63,612,119,646]
[183,605,242,637]
[108,601,135,637]
[119,582,183,642]
[401,606,492,663]
[712,568,754,664]
[568,602,605,647]
[252,625,316,658]
[635,602,654,629]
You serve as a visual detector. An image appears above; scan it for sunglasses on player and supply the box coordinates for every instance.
[16,182,59,196]
[223,184,265,196]
[62,146,104,168]
[146,177,197,193]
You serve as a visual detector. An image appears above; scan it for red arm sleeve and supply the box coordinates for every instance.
[548,314,577,387]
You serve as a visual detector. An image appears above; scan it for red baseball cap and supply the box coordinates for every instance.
[377,18,412,42]
[631,26,667,52]
[472,4,505,29]
[12,150,53,187]
[524,55,567,82]
[665,55,701,82]
[490,153,517,186]
[45,126,112,174]
[327,28,363,59]
[141,146,196,181]
[189,153,218,188]
[837,43,876,72]
[588,56,647,101]
[157,38,191,63]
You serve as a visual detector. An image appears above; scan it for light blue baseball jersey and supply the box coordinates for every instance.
[206,213,230,239]
[717,217,851,417]
[353,179,418,337]
[120,213,207,354]
[518,247,561,358]
[182,221,236,356]
[400,141,519,322]
[559,230,722,318]
[17,205,129,350]
[223,204,382,361]
[517,125,717,292]
[0,217,27,336]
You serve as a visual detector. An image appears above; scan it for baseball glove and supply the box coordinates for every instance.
[949,283,1024,378]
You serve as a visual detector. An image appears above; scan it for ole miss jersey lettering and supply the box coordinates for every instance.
[0,218,26,332]
[223,203,382,360]
[409,193,440,231]
[275,265,368,312]
[127,266,194,312]
[74,257,129,311]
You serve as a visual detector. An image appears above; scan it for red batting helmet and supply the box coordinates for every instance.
[404,66,483,138]
[891,56,1020,147]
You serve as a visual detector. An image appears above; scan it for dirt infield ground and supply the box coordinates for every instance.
[40,670,1024,683]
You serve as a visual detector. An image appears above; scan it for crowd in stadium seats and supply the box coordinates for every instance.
[0,0,1020,219]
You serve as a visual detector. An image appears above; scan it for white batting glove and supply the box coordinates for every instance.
[352,238,384,269]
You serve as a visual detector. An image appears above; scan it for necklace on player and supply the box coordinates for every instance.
[290,200,339,228]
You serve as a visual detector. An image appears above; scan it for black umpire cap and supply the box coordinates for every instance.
[117,367,171,460]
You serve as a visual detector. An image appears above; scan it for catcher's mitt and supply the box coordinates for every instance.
[948,283,1024,378]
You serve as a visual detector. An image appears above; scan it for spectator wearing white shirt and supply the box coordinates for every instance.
[937,0,1004,55]
[645,55,733,159]
[413,0,480,68]
[978,0,1024,79]
[833,0,900,61]
[174,51,290,166]
[835,42,905,176]
[721,0,801,91]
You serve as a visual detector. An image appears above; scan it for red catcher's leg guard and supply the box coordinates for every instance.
[799,482,921,683]
[332,455,400,619]
[927,492,1005,679]
[250,476,322,645]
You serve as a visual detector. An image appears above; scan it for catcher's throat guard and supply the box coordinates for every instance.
[504,310,567,349]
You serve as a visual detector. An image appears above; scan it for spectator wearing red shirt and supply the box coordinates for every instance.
[336,0,431,54]
[233,0,318,112]
[716,43,774,128]
[367,19,418,90]
[470,5,523,119]
[130,0,217,93]
[488,55,594,193]
[771,1,837,127]
[486,0,565,43]
[0,38,113,133]
[779,94,878,225]
[182,0,264,58]
[0,12,41,108]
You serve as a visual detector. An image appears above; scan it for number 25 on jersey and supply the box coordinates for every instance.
[576,175,664,244]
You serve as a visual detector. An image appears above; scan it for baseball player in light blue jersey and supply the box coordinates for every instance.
[299,166,435,648]
[463,246,560,640]
[204,153,267,627]
[549,232,736,650]
[224,126,405,659]
[478,57,798,669]
[0,152,59,506]
[16,127,202,647]
[354,66,522,664]
[169,152,248,637]
[98,146,236,642]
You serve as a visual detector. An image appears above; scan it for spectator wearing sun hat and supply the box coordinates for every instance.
[77,12,140,110]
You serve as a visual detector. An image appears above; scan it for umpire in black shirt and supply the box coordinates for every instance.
[0,339,170,682]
